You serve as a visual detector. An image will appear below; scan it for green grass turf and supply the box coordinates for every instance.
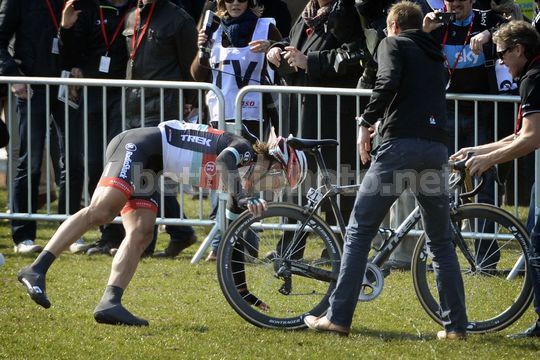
[0,192,538,359]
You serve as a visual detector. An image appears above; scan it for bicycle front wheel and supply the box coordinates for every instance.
[217,203,341,329]
[412,203,533,333]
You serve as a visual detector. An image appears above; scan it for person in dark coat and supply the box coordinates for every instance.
[123,0,199,257]
[0,0,83,254]
[267,0,363,222]
[304,1,468,339]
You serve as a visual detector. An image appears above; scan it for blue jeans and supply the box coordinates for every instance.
[526,185,540,320]
[326,138,468,332]
[11,86,83,243]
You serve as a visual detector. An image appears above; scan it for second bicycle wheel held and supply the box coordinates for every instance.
[412,203,533,333]
[217,204,341,329]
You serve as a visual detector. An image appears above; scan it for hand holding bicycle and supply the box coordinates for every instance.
[450,149,495,177]
[238,196,268,218]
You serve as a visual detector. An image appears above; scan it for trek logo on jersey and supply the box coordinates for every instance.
[180,134,212,147]
[119,151,134,179]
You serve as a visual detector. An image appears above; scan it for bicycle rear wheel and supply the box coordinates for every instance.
[217,203,341,329]
[412,203,532,333]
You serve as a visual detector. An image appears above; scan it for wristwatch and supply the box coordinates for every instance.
[357,115,372,128]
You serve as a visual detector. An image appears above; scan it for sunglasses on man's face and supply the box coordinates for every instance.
[496,46,515,60]
[224,0,248,3]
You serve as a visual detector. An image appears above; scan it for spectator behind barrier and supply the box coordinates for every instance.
[123,0,199,258]
[267,0,363,224]
[424,0,508,266]
[58,0,136,255]
[0,0,84,255]
[190,0,282,260]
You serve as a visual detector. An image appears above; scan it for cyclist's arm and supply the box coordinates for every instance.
[450,133,515,160]
[216,148,244,196]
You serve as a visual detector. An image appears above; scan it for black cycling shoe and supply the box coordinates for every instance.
[17,266,51,309]
[93,303,149,326]
[507,322,540,338]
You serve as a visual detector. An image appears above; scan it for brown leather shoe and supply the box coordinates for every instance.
[153,235,197,258]
[304,315,350,336]
[437,330,467,340]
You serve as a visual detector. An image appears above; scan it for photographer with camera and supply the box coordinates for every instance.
[424,0,506,268]
[191,0,281,135]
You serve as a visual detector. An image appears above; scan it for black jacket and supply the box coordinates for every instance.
[362,29,448,145]
[269,6,363,171]
[123,0,198,126]
[59,0,135,80]
[0,0,65,77]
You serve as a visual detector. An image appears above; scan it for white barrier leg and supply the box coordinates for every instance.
[190,222,220,264]
[190,192,227,264]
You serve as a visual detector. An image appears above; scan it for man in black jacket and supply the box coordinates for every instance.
[304,1,468,339]
[123,0,199,256]
[59,0,136,255]
[0,0,83,254]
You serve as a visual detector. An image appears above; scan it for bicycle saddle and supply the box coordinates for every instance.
[286,136,339,150]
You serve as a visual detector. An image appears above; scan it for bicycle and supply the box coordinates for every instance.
[217,137,533,333]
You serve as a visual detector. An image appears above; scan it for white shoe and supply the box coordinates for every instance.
[69,238,91,254]
[14,240,43,254]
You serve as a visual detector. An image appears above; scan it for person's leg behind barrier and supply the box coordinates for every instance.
[386,189,416,270]
[12,91,47,249]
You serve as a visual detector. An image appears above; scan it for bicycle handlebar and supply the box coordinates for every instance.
[448,152,500,200]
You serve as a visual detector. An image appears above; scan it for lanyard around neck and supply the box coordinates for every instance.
[99,6,129,52]
[45,0,66,33]
[130,1,156,60]
[441,12,475,82]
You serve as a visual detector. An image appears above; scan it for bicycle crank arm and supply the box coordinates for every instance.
[289,262,337,282]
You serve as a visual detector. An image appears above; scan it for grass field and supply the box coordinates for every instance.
[0,196,539,359]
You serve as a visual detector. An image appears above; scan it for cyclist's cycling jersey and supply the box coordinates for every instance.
[158,120,255,189]
[98,120,256,214]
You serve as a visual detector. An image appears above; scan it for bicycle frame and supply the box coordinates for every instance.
[301,146,427,270]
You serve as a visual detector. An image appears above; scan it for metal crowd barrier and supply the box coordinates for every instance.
[0,77,530,261]
[0,77,225,231]
[236,85,523,210]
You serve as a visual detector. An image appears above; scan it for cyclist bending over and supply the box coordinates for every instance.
[17,120,307,326]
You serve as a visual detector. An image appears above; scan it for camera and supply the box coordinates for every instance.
[334,43,365,75]
[199,10,220,60]
[435,12,457,25]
